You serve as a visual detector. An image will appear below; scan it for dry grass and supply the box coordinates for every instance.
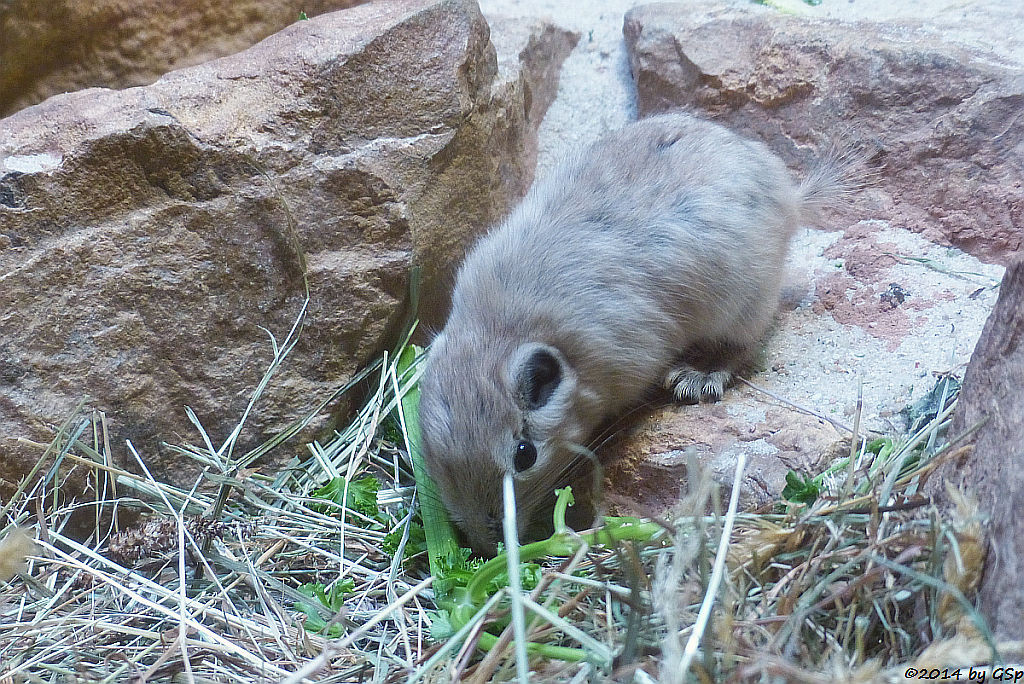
[0,328,1016,682]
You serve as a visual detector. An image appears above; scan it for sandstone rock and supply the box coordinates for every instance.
[487,15,582,177]
[932,258,1024,642]
[604,397,843,517]
[0,0,578,491]
[624,2,1024,263]
[0,1,368,117]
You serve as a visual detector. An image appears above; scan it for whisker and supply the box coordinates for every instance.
[520,442,603,512]
[586,396,664,453]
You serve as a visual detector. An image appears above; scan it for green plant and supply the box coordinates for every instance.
[295,580,355,637]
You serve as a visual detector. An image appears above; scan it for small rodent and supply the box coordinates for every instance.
[419,112,854,555]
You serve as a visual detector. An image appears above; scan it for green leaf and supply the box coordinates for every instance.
[382,518,427,560]
[398,344,466,582]
[782,470,820,504]
[298,579,354,611]
[430,609,455,640]
[295,580,354,638]
[311,476,382,520]
[866,438,893,455]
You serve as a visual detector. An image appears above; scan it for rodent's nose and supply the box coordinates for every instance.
[482,514,509,553]
[466,516,501,558]
[485,514,501,538]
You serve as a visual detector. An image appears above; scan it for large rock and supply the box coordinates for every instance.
[0,0,578,489]
[0,1,368,117]
[623,1,1024,263]
[604,396,846,516]
[612,0,1015,513]
[933,258,1024,642]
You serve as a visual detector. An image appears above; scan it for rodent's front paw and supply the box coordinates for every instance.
[664,365,732,404]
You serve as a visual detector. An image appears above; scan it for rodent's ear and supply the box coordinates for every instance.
[511,344,565,410]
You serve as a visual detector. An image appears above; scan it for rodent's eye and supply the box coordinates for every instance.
[513,441,537,472]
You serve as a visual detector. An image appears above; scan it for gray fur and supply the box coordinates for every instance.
[418,112,851,555]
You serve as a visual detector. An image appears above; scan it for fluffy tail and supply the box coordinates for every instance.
[798,139,877,223]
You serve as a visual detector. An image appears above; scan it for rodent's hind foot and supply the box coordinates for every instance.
[664,365,732,404]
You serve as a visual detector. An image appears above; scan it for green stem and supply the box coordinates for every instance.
[477,631,588,662]
[464,517,663,606]
[399,344,460,579]
[581,517,663,548]
[445,485,665,663]
[467,535,578,605]
[552,486,573,534]
[463,489,663,615]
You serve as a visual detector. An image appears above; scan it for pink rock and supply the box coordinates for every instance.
[624,1,1023,263]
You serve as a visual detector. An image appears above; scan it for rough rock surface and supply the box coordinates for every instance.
[0,0,578,490]
[0,1,367,117]
[932,258,1024,642]
[623,1,1024,263]
[604,402,845,516]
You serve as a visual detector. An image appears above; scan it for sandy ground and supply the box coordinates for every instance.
[478,0,1009,437]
